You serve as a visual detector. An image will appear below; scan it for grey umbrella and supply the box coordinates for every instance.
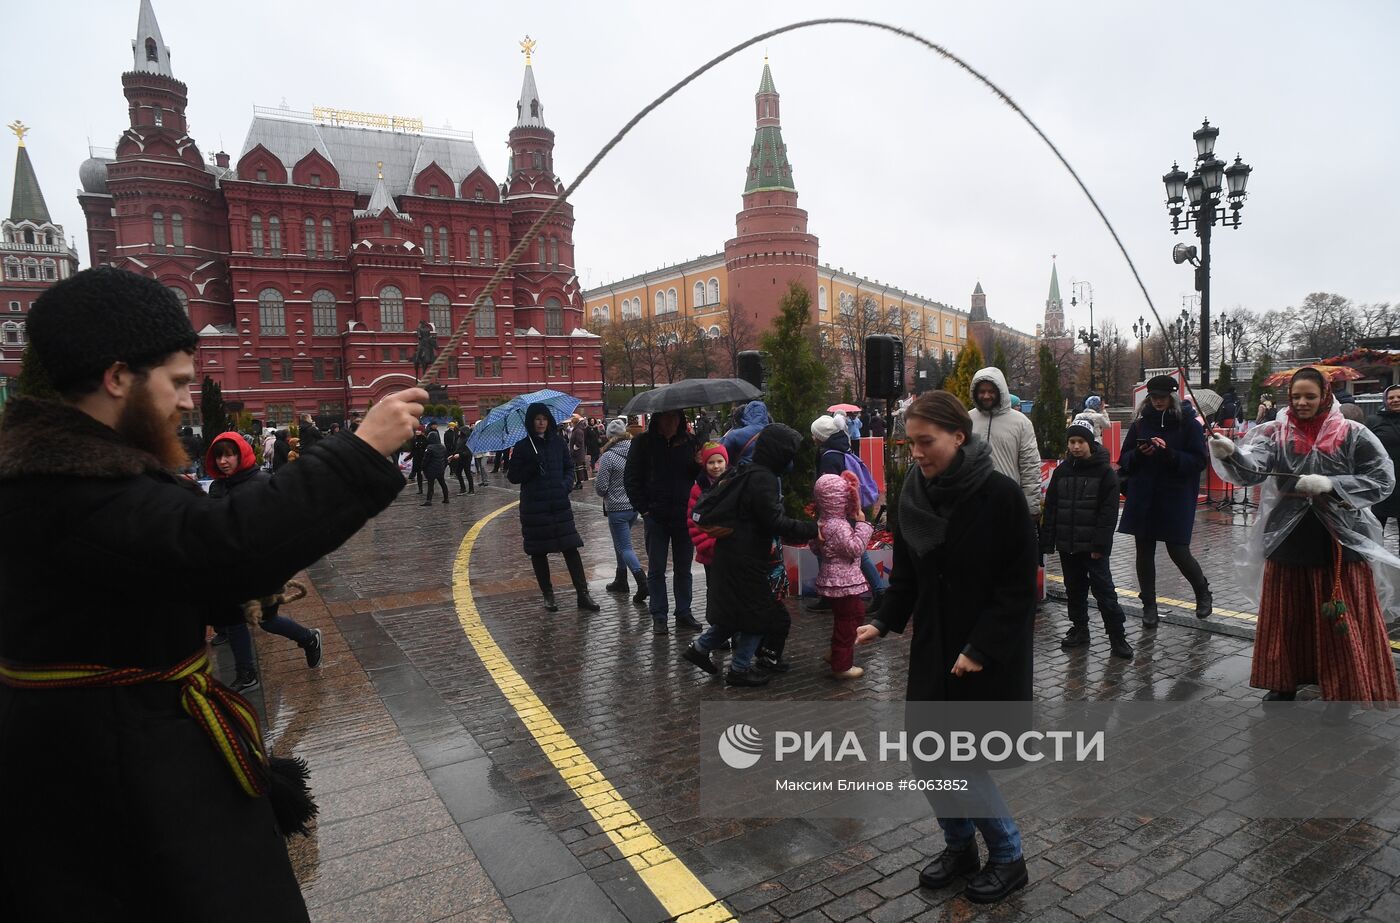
[621,378,761,415]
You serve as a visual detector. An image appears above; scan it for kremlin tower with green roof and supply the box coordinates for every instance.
[724,59,819,330]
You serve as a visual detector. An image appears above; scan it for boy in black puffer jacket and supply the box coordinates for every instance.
[1041,422,1131,658]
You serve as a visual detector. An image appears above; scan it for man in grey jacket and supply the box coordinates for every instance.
[968,367,1042,517]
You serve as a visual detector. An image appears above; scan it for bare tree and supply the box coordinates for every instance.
[1240,307,1294,360]
[715,300,759,378]
[1358,302,1399,340]
[1289,292,1356,358]
[1092,320,1131,404]
[831,293,889,403]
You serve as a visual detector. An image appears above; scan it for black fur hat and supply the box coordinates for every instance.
[27,267,199,390]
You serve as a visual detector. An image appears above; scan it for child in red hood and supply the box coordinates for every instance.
[205,433,324,692]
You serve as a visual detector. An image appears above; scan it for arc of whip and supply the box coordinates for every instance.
[417,16,1204,420]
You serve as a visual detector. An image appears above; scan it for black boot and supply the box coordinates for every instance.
[725,668,771,687]
[605,567,629,593]
[1195,585,1213,619]
[632,570,649,604]
[1060,625,1091,649]
[577,589,601,612]
[1108,632,1133,659]
[682,642,719,675]
[542,590,558,612]
[919,845,981,889]
[963,857,1028,904]
[1141,598,1159,628]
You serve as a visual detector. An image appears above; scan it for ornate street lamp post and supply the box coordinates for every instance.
[1132,315,1152,382]
[1071,281,1098,395]
[1171,308,1198,374]
[1162,120,1252,389]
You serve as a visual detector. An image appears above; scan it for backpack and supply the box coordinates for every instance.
[823,449,880,508]
[691,468,749,538]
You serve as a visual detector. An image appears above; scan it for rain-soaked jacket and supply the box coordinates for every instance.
[967,367,1041,516]
[1212,401,1399,606]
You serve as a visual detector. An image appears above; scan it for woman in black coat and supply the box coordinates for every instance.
[507,403,599,612]
[1367,383,1400,539]
[1116,376,1211,625]
[857,390,1035,905]
[420,429,449,505]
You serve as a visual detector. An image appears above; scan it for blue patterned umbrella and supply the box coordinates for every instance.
[465,389,581,454]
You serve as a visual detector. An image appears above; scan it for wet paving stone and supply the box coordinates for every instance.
[246,486,1400,921]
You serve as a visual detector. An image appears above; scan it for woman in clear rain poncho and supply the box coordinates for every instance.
[1209,367,1400,703]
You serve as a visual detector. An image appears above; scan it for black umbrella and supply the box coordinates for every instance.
[621,378,761,415]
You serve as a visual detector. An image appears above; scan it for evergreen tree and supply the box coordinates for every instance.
[15,345,60,401]
[1213,359,1234,395]
[992,341,1009,379]
[760,281,829,515]
[942,338,985,409]
[1249,354,1275,408]
[200,376,229,440]
[1031,344,1066,459]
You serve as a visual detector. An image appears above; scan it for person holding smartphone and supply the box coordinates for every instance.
[1116,376,1212,626]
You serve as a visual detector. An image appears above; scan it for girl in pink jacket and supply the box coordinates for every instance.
[687,444,729,567]
[810,472,873,679]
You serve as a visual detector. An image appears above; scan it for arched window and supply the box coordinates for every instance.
[422,225,434,261]
[547,236,558,269]
[382,220,391,238]
[258,288,286,335]
[469,228,479,264]
[666,288,678,313]
[305,218,317,257]
[474,296,496,335]
[839,292,854,316]
[693,281,705,306]
[321,218,334,257]
[708,278,720,305]
[152,211,165,248]
[708,325,721,339]
[654,291,665,314]
[23,258,37,280]
[544,297,563,336]
[153,107,163,128]
[483,229,493,264]
[145,38,158,62]
[170,213,184,250]
[41,259,56,281]
[312,289,337,336]
[1,322,23,346]
[437,227,448,262]
[818,286,828,312]
[378,285,404,331]
[169,287,189,316]
[536,237,546,265]
[3,257,19,279]
[268,216,282,256]
[428,292,451,332]
[22,228,34,245]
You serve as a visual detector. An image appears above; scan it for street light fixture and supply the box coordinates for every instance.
[1132,315,1152,382]
[1171,306,1198,374]
[1070,281,1098,396]
[1163,118,1252,389]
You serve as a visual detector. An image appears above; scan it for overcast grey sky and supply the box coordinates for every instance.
[9,1,1398,336]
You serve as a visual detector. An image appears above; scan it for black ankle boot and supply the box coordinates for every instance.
[605,567,629,593]
[542,590,558,612]
[1141,599,1159,628]
[577,590,601,612]
[1108,633,1133,659]
[963,856,1028,903]
[1195,585,1213,619]
[631,570,649,604]
[919,845,981,889]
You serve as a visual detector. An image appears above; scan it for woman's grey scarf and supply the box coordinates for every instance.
[898,437,995,558]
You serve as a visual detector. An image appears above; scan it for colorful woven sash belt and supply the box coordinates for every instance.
[0,648,270,798]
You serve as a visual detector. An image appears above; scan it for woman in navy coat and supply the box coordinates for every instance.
[1117,376,1211,625]
[507,403,600,612]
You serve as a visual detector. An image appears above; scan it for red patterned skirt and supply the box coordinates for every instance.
[1252,559,1399,702]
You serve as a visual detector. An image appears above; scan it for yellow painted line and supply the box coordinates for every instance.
[452,501,733,922]
[1045,572,1400,652]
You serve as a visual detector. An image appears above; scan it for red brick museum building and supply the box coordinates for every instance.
[75,1,600,426]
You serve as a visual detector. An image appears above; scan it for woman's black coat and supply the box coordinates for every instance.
[1368,409,1400,518]
[507,404,584,555]
[707,425,817,635]
[1117,403,1207,546]
[877,464,1037,703]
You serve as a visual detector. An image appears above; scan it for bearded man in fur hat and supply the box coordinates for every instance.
[0,267,426,919]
